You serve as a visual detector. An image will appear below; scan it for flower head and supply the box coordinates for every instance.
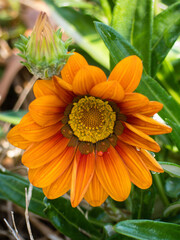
[7,53,172,207]
[16,12,72,79]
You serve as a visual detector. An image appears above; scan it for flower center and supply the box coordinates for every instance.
[68,96,116,143]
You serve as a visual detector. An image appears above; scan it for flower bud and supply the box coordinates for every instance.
[16,12,73,79]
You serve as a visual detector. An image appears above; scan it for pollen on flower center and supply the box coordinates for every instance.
[68,96,116,143]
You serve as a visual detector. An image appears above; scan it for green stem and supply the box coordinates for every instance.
[153,173,169,207]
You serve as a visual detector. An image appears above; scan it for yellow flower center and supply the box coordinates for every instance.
[68,96,116,143]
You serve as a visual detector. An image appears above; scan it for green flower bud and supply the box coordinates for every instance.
[16,12,73,79]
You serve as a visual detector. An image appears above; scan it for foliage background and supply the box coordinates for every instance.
[0,0,180,239]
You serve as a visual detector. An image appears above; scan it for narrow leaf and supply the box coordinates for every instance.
[44,198,103,240]
[132,0,153,74]
[0,110,27,125]
[0,170,46,218]
[95,21,141,69]
[95,22,180,150]
[151,2,180,76]
[114,220,180,240]
[44,0,109,68]
[111,0,137,41]
[159,162,180,178]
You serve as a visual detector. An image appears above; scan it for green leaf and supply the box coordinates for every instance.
[165,119,180,150]
[44,0,109,68]
[165,178,180,198]
[132,0,153,74]
[130,186,155,219]
[159,162,180,178]
[114,220,180,240]
[151,2,180,76]
[106,233,134,240]
[0,170,46,218]
[54,0,95,9]
[164,201,180,217]
[95,22,180,150]
[0,127,5,139]
[111,0,137,41]
[0,110,27,125]
[44,198,103,240]
[95,21,141,69]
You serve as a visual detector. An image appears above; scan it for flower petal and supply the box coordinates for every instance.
[118,93,149,115]
[53,76,73,91]
[29,95,65,127]
[138,101,163,116]
[22,133,69,168]
[138,149,164,172]
[61,52,88,84]
[43,163,73,199]
[90,81,124,102]
[33,80,56,98]
[127,114,172,135]
[28,146,75,187]
[96,146,131,201]
[7,125,32,149]
[53,76,75,104]
[84,173,108,207]
[72,65,107,95]
[119,122,160,152]
[116,141,152,189]
[71,150,95,207]
[109,55,143,93]
[19,113,62,142]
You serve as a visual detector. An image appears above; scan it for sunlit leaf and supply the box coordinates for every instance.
[44,0,109,68]
[151,2,180,76]
[132,0,153,74]
[111,0,137,41]
[95,22,180,150]
[0,110,27,125]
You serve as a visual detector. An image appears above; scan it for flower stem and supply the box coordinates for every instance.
[153,173,169,207]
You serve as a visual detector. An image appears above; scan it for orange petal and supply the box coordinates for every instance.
[53,76,73,91]
[53,76,75,104]
[28,146,75,188]
[33,80,56,98]
[90,81,124,102]
[43,163,73,199]
[138,101,163,116]
[72,65,107,95]
[61,52,88,84]
[138,149,164,173]
[22,133,69,168]
[109,55,143,93]
[29,95,65,127]
[19,113,62,142]
[127,114,172,135]
[118,93,149,115]
[116,141,152,189]
[119,122,160,152]
[71,150,95,207]
[96,146,131,201]
[7,125,32,149]
[84,173,108,207]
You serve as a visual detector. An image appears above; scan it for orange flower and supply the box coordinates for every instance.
[7,53,172,207]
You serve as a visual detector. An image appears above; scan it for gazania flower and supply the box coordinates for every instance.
[7,53,172,207]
